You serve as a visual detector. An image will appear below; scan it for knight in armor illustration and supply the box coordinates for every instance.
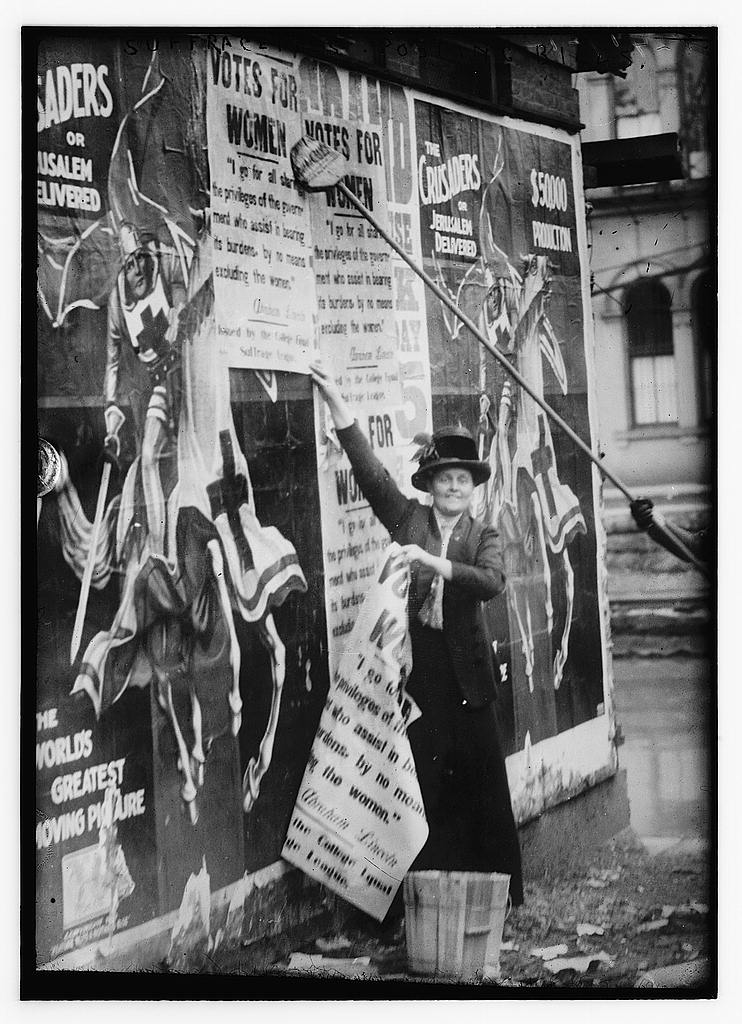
[44,53,307,828]
[103,223,186,555]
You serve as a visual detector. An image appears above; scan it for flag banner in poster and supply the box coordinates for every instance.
[206,42,317,371]
[414,98,600,754]
[282,546,428,921]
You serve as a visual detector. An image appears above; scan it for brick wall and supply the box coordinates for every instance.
[504,44,581,125]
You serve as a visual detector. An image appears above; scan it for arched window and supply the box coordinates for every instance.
[613,49,661,139]
[625,280,678,425]
[691,273,715,422]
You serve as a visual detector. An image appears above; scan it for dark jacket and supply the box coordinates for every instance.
[337,422,506,708]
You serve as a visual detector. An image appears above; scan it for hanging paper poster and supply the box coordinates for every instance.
[282,547,428,921]
[206,41,317,370]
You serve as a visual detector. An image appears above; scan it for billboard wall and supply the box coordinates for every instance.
[35,35,614,965]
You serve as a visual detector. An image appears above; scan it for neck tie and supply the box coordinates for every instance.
[417,516,454,631]
[418,571,444,630]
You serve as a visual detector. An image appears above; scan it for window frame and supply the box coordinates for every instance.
[624,279,679,428]
[690,271,716,425]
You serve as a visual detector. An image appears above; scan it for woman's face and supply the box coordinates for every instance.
[124,249,154,300]
[430,467,474,518]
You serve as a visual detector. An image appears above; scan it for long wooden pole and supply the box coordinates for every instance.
[334,180,708,576]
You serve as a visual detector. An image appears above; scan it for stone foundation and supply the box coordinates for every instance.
[519,770,630,880]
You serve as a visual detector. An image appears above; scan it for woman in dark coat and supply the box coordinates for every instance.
[311,363,523,906]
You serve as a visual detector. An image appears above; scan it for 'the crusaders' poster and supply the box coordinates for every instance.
[414,100,603,754]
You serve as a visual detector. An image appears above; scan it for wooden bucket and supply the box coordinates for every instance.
[403,871,441,975]
[403,871,511,981]
[483,873,512,977]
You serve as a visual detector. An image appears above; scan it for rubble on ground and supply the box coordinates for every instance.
[207,827,712,989]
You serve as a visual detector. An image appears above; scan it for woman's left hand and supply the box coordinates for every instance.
[399,544,431,567]
[399,544,453,581]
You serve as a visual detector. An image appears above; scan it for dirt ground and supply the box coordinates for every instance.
[492,828,712,988]
[263,827,713,991]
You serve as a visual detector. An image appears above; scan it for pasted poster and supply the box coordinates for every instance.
[36,37,120,327]
[308,111,401,409]
[36,40,309,965]
[307,105,405,666]
[36,30,149,442]
[282,547,428,920]
[35,690,155,962]
[297,59,433,673]
[35,38,163,962]
[414,100,603,756]
[206,41,317,371]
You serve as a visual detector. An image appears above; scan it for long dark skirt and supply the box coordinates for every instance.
[405,624,523,906]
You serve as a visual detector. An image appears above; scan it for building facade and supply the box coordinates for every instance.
[575,31,713,655]
[577,32,713,498]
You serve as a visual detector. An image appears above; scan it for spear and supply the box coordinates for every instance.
[69,461,111,664]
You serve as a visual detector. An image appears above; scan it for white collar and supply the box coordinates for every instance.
[433,509,463,535]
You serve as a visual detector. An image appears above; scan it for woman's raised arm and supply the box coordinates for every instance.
[310,360,410,535]
[309,361,355,430]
